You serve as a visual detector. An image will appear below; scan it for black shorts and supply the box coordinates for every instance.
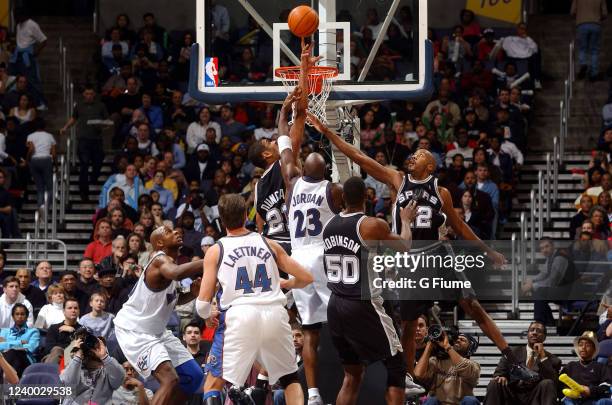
[327,294,401,365]
[276,241,291,279]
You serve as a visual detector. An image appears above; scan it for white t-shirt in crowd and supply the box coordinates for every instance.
[27,131,56,158]
[254,127,278,141]
[16,19,47,49]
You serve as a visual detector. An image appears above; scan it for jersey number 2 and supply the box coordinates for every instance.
[266,208,287,235]
[235,264,272,294]
[294,209,322,237]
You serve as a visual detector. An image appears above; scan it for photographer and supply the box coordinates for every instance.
[60,327,125,405]
[414,326,480,405]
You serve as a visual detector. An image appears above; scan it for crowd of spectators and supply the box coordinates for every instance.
[0,3,607,404]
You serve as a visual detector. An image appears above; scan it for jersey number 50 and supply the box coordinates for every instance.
[235,264,272,293]
[325,255,359,284]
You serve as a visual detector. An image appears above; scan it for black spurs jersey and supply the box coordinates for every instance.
[323,212,368,299]
[392,175,446,243]
[254,161,290,243]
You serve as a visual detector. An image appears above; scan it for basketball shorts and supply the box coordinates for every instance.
[328,294,402,365]
[205,304,298,386]
[290,245,331,325]
[115,326,194,378]
[399,242,476,321]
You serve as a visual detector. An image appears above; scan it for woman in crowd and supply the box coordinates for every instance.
[137,209,154,240]
[360,109,384,151]
[460,189,487,239]
[186,107,221,152]
[127,232,150,267]
[9,94,36,125]
[34,284,66,329]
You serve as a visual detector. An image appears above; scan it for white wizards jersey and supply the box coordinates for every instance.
[114,251,180,335]
[217,232,285,311]
[288,177,336,250]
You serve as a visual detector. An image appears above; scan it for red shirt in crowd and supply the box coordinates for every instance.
[83,239,113,264]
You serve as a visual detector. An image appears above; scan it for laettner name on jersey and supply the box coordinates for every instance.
[260,189,285,212]
[323,235,361,254]
[291,192,325,207]
[396,188,440,206]
[222,245,273,268]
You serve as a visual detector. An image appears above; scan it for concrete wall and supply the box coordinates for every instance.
[99,0,516,37]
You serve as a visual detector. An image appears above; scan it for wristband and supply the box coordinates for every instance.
[196,298,212,319]
[277,135,292,154]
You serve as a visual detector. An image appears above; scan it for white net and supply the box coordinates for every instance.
[275,66,338,125]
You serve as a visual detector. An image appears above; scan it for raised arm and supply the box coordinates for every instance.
[158,255,204,281]
[267,239,313,289]
[439,186,505,266]
[307,111,403,192]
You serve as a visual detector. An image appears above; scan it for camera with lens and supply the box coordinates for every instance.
[426,324,459,359]
[72,327,99,353]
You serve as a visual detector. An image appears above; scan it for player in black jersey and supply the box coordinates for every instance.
[323,177,417,405]
[308,113,539,386]
[248,90,301,254]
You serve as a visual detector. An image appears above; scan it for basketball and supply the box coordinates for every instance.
[288,5,319,37]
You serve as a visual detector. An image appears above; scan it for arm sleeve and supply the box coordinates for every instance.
[34,305,47,328]
[23,328,40,354]
[456,359,481,387]
[60,356,83,385]
[26,302,34,327]
[186,123,199,151]
[44,327,58,354]
[103,356,126,390]
[31,22,48,43]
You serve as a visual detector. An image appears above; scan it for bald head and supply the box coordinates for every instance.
[150,226,168,249]
[303,153,326,180]
[421,149,437,172]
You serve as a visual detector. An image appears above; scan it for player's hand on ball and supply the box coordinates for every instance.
[400,200,418,224]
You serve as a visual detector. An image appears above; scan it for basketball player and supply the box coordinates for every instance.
[249,88,303,254]
[114,226,206,405]
[324,176,418,405]
[307,113,539,386]
[274,42,342,405]
[195,194,314,405]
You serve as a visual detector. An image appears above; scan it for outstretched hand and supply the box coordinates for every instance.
[300,41,322,72]
[282,87,301,112]
[306,111,329,135]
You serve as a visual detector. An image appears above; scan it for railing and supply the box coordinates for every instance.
[93,0,100,34]
[1,236,68,270]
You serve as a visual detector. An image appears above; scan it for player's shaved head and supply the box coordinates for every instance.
[150,226,167,249]
[420,149,437,172]
[303,152,326,180]
[343,177,366,208]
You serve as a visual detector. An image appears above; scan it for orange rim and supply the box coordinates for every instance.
[274,66,338,80]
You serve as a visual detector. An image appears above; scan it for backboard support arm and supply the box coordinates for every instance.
[236,0,301,66]
[357,0,401,82]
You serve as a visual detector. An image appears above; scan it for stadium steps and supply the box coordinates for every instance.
[36,16,99,146]
[8,158,114,273]
[499,153,590,240]
[528,14,612,152]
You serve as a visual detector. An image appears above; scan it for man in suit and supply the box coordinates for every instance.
[484,320,561,405]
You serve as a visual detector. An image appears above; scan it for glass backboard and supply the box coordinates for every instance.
[189,0,433,105]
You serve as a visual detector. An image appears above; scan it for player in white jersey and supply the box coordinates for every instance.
[196,193,313,405]
[114,226,205,405]
[277,41,344,405]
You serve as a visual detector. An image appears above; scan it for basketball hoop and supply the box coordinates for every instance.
[274,65,338,125]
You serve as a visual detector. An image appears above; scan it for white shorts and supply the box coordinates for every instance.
[115,326,194,378]
[206,304,297,386]
[290,246,331,325]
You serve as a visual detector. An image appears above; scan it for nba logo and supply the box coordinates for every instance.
[204,57,219,87]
